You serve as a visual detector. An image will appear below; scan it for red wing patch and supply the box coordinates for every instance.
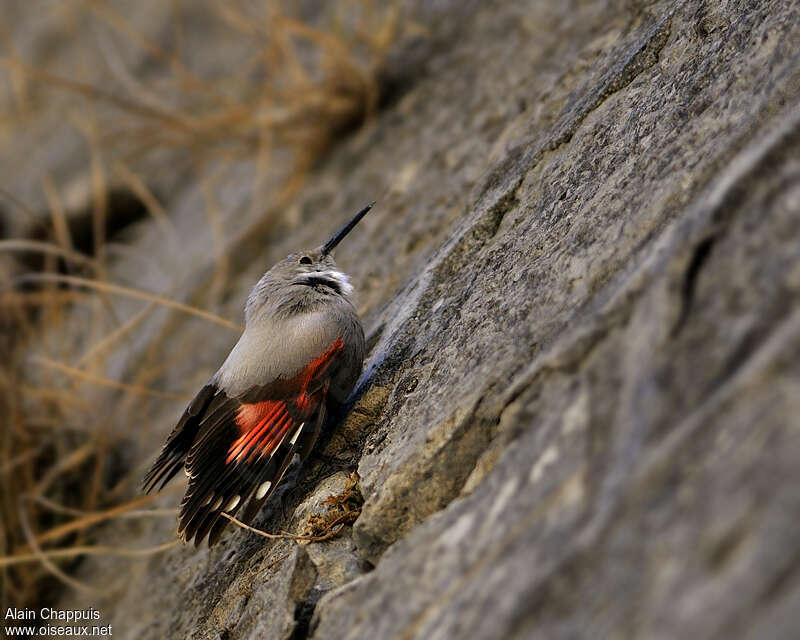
[225,337,343,464]
[173,336,345,546]
[226,400,290,464]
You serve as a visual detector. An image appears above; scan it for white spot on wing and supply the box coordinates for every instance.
[290,423,305,446]
[256,481,272,500]
[200,493,213,507]
[210,497,223,511]
[224,495,240,511]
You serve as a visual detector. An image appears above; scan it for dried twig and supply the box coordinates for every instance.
[221,471,364,544]
[0,540,179,568]
[17,496,99,593]
[0,240,100,272]
[13,273,242,331]
[31,356,190,401]
[14,494,160,553]
[220,510,357,543]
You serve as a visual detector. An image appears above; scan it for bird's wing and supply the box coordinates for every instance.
[177,336,345,546]
[142,383,222,493]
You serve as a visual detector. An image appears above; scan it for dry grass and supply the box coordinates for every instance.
[0,0,410,610]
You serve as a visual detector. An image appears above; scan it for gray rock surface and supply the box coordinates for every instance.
[12,0,800,638]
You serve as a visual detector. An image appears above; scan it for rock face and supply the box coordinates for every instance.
[29,0,800,638]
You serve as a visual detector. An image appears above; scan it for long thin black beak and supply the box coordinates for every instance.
[321,202,375,255]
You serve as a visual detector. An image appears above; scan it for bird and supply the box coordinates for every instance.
[143,203,372,546]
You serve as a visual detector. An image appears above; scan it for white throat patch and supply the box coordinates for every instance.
[298,269,353,295]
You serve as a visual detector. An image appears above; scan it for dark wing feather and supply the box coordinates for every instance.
[206,411,315,546]
[142,384,221,493]
[237,403,326,528]
[144,335,346,546]
[177,337,345,546]
[178,395,320,546]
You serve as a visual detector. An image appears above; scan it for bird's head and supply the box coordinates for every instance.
[270,248,353,295]
[245,203,374,323]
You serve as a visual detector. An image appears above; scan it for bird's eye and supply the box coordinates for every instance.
[299,256,312,265]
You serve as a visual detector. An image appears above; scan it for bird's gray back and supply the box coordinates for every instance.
[215,301,363,399]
